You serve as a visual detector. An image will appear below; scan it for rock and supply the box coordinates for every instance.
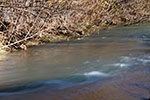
[20,44,27,50]
[145,98,150,100]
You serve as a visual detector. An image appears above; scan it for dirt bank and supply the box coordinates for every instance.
[0,0,150,51]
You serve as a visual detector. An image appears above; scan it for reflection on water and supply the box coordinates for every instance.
[0,23,150,100]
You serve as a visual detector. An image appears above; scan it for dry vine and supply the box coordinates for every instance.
[0,0,150,51]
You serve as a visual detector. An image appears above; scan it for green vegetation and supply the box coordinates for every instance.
[0,0,150,51]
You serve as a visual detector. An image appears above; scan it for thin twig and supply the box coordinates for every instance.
[2,32,39,49]
[25,9,43,38]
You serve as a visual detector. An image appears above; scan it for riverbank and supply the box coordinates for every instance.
[0,22,150,100]
[0,0,150,52]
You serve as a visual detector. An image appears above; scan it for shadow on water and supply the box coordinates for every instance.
[0,73,109,93]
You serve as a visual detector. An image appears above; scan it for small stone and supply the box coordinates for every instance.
[77,38,81,40]
[20,44,27,50]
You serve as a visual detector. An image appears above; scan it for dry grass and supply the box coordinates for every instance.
[0,0,150,51]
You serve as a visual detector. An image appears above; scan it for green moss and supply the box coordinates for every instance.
[0,49,8,54]
[40,34,69,42]
[26,41,40,47]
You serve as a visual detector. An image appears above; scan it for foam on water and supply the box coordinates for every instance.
[84,71,109,77]
[137,58,150,63]
[120,56,135,62]
[113,63,129,68]
[83,61,90,64]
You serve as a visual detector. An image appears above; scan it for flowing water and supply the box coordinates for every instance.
[0,24,150,100]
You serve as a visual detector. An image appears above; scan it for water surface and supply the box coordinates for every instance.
[0,24,150,100]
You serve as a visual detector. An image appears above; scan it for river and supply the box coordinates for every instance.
[0,24,150,100]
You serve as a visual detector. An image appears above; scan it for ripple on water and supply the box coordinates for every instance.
[0,71,110,94]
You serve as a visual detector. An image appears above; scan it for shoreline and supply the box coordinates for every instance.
[0,0,150,52]
[0,21,150,54]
